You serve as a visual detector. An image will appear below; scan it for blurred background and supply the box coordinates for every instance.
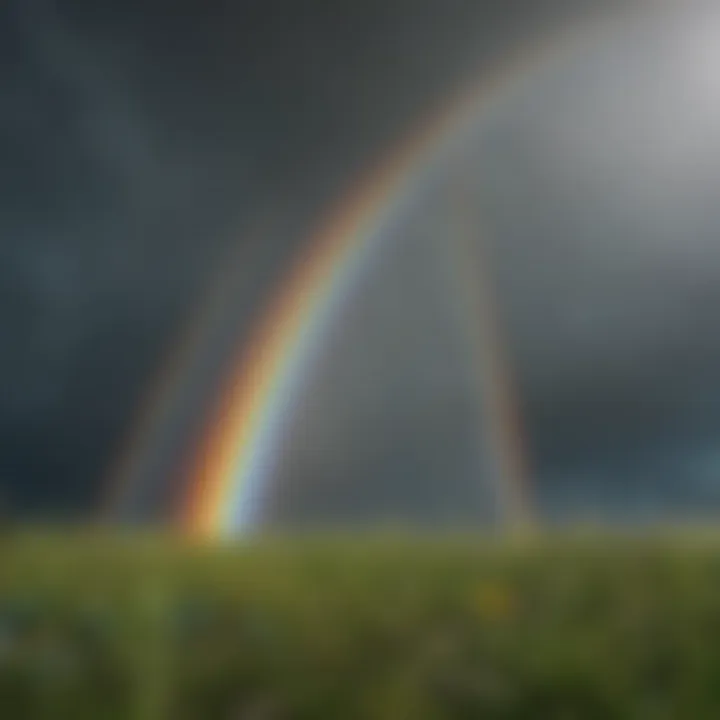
[4,0,720,529]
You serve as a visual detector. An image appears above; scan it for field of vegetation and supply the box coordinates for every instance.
[3,529,720,718]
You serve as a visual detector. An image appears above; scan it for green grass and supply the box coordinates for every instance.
[3,529,720,718]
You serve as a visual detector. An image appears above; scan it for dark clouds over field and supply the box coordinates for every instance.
[6,0,720,526]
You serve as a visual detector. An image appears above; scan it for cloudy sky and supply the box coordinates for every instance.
[5,0,720,526]
[268,2,720,527]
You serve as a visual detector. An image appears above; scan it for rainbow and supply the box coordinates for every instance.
[109,11,627,538]
[182,115,466,536]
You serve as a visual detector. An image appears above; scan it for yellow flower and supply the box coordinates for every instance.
[473,583,516,622]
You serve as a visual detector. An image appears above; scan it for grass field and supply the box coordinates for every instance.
[3,529,720,718]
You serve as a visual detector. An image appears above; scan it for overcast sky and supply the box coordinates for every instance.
[267,2,720,527]
[7,0,720,526]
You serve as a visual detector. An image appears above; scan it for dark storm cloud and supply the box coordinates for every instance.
[0,0,265,513]
[2,0,602,517]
